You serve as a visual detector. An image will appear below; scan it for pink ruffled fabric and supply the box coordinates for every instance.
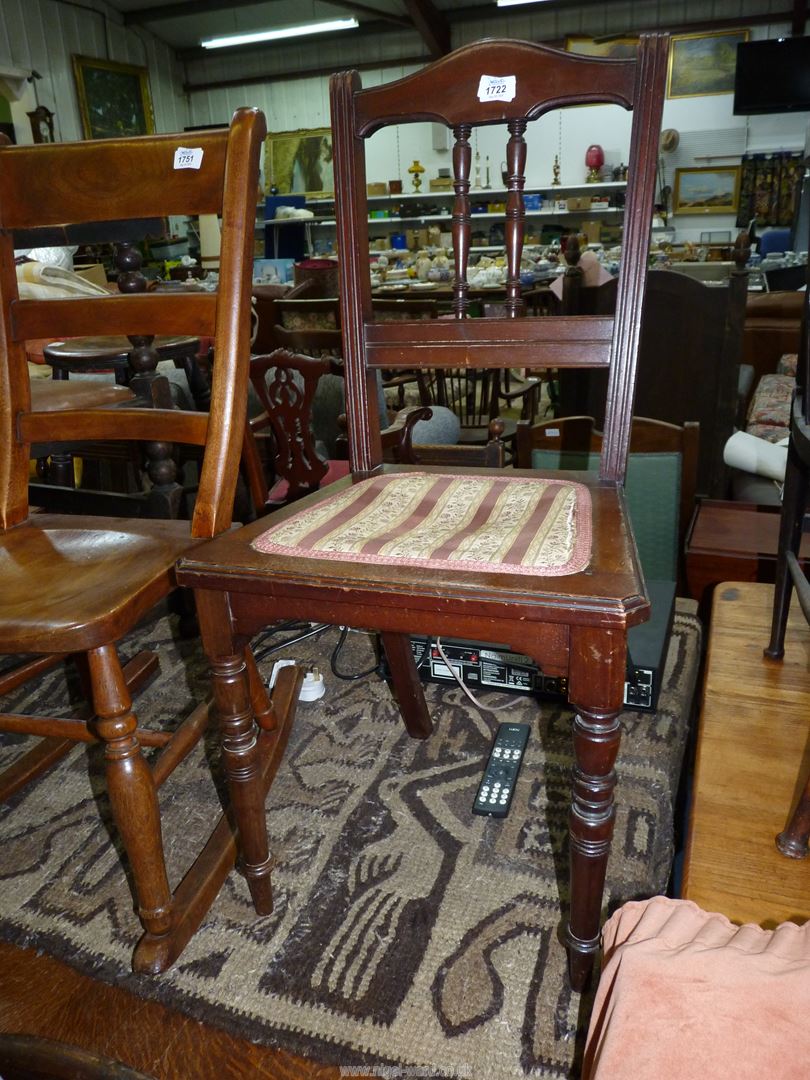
[583,896,810,1079]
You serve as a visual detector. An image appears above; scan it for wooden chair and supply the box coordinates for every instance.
[555,236,619,317]
[0,108,305,975]
[246,346,504,510]
[765,235,810,858]
[372,298,439,408]
[176,34,669,990]
[247,348,349,507]
[516,415,699,591]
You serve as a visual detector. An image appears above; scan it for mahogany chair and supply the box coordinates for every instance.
[246,346,505,510]
[176,35,669,990]
[248,347,349,507]
[0,108,305,975]
[765,232,810,858]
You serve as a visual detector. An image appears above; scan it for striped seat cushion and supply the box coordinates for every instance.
[252,472,592,576]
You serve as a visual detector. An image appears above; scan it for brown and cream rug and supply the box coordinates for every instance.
[0,603,701,1078]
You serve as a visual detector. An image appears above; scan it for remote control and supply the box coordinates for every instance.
[472,722,531,818]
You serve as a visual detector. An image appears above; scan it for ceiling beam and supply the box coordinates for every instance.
[184,52,428,93]
[126,0,408,29]
[327,0,410,27]
[402,0,450,58]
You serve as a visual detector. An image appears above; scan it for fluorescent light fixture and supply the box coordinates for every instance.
[201,17,358,49]
[496,0,553,6]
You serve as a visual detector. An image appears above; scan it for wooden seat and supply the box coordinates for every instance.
[176,34,669,990]
[0,108,305,976]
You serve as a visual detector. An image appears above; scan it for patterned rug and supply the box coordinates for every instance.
[0,602,701,1079]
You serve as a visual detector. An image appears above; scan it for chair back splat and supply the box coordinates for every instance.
[331,35,669,481]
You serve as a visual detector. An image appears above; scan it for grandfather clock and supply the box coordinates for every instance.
[27,105,54,143]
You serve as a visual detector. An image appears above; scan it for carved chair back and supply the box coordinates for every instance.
[248,348,344,503]
[331,35,669,484]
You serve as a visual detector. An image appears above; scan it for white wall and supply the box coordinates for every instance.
[184,3,808,244]
[1,0,805,245]
[0,0,188,144]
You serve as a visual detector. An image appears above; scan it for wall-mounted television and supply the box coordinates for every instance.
[733,36,810,115]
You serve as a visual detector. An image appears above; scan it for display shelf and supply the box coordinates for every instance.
[306,180,626,206]
[261,180,627,258]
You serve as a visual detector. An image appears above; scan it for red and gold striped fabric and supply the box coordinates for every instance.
[252,472,592,576]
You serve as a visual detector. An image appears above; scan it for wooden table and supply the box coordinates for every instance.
[682,580,810,926]
[43,335,207,408]
[685,499,810,609]
[371,282,553,313]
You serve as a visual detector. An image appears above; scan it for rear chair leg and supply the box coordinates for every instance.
[381,631,433,739]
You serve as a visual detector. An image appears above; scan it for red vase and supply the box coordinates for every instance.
[585,144,605,182]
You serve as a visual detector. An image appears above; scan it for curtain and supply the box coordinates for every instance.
[736,151,804,229]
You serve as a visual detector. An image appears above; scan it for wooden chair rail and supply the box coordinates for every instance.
[20,407,208,448]
[10,293,218,343]
[0,130,230,229]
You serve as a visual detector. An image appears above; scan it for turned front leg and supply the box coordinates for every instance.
[197,589,275,914]
[564,625,626,992]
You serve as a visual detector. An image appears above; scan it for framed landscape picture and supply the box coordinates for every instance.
[667,29,749,98]
[72,55,155,140]
[673,166,742,215]
[264,127,333,198]
[565,36,639,59]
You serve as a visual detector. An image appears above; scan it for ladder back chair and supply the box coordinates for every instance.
[0,108,307,975]
[176,35,669,990]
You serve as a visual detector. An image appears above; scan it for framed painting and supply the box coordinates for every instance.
[264,127,333,198]
[667,29,749,98]
[673,166,742,215]
[72,55,155,140]
[565,36,639,59]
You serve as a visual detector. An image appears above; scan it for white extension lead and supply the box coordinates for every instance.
[268,659,325,701]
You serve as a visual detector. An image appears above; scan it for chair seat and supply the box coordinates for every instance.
[30,380,136,411]
[253,469,591,577]
[266,457,351,504]
[0,514,199,653]
[179,467,644,623]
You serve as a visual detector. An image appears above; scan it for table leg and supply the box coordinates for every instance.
[564,624,627,992]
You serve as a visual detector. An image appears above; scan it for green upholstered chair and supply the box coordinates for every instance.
[516,415,699,588]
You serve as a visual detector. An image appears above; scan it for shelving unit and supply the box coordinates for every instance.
[259,180,626,258]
